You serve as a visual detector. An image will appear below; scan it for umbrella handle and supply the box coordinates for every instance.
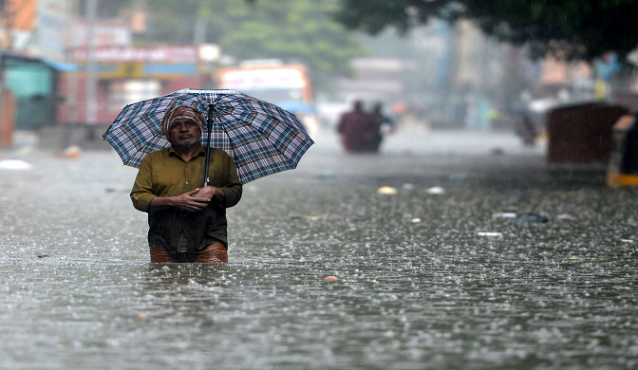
[203,105,213,187]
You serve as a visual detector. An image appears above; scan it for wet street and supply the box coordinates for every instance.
[1,129,638,369]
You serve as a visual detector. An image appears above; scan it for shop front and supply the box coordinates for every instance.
[59,45,207,125]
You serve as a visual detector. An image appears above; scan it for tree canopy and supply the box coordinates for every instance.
[201,0,367,85]
[105,0,367,89]
[334,0,638,61]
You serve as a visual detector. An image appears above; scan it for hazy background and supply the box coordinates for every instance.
[2,0,636,151]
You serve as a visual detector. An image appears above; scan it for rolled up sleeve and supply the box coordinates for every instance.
[219,152,242,208]
[130,156,157,213]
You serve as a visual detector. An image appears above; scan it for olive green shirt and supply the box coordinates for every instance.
[130,145,242,253]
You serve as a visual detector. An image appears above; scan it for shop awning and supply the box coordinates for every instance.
[41,58,81,72]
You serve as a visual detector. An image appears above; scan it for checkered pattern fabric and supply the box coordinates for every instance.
[103,89,314,184]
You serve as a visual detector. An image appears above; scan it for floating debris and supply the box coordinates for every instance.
[411,218,422,223]
[377,186,398,195]
[61,146,82,159]
[402,183,415,191]
[492,212,517,219]
[0,159,33,170]
[37,254,53,258]
[477,232,503,237]
[324,276,339,281]
[289,215,320,221]
[515,213,549,224]
[426,186,445,195]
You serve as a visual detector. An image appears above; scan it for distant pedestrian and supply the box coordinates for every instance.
[514,112,537,147]
[130,105,243,263]
[370,102,395,152]
[336,100,376,153]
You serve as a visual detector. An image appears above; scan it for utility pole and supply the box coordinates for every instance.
[193,16,206,45]
[85,0,98,125]
[0,0,9,146]
[68,0,78,123]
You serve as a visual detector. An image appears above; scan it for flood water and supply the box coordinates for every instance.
[1,130,638,369]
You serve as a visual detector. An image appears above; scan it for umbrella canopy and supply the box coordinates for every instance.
[103,88,314,184]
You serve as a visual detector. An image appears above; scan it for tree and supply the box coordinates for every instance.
[334,0,638,61]
[133,0,368,89]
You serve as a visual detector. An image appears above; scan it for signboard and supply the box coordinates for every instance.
[72,20,132,48]
[73,46,199,63]
[220,68,305,90]
[91,62,197,79]
[36,0,68,60]
[95,63,144,79]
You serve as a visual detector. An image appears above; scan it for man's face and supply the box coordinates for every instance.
[168,118,201,149]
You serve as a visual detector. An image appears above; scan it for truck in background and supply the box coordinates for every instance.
[214,59,319,138]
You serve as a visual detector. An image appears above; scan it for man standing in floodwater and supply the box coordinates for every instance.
[337,100,377,153]
[130,106,242,263]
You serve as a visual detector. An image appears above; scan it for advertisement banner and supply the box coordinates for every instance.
[73,46,199,64]
[36,0,68,60]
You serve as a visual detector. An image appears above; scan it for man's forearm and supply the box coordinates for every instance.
[211,187,225,204]
[148,196,176,211]
[148,189,210,212]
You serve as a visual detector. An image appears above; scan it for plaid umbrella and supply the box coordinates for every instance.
[103,88,314,184]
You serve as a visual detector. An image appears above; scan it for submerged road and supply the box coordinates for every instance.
[1,129,637,369]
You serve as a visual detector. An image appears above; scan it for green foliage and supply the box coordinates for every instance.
[335,0,638,60]
[335,0,453,35]
[141,0,368,88]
